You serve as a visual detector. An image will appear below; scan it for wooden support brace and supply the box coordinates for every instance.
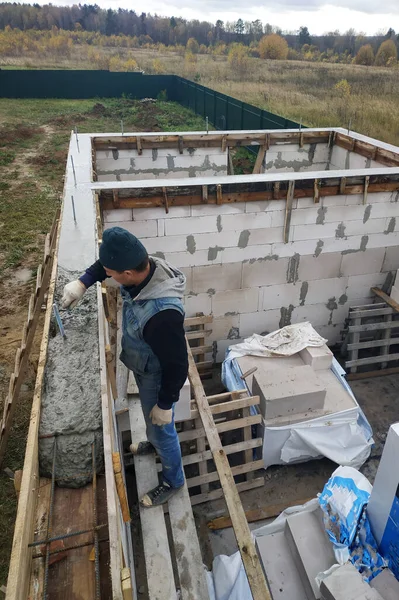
[265,133,270,150]
[284,181,295,244]
[221,135,227,153]
[363,175,370,205]
[35,265,42,296]
[252,145,266,174]
[299,132,304,148]
[162,187,169,214]
[339,176,347,195]
[105,344,117,401]
[121,567,133,600]
[216,184,222,205]
[113,189,120,208]
[313,179,320,204]
[273,181,280,200]
[202,185,208,204]
[112,452,131,522]
[136,136,142,155]
[372,287,399,313]
[178,136,184,155]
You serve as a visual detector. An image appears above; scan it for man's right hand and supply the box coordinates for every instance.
[61,280,86,309]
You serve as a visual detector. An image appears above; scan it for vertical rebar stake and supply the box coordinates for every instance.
[92,442,100,600]
[71,195,77,224]
[348,118,352,135]
[75,126,80,153]
[121,119,124,136]
[206,116,209,134]
[299,118,302,132]
[43,438,57,600]
[71,155,77,187]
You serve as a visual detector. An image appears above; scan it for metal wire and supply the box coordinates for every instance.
[28,523,107,548]
[43,438,57,600]
[92,441,101,600]
[32,537,109,560]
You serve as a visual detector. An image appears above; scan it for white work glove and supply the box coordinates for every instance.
[61,280,86,309]
[149,405,172,426]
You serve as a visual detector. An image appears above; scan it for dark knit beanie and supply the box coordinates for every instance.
[99,227,148,271]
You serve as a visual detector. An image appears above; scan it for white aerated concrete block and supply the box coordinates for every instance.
[221,245,273,264]
[343,218,387,237]
[221,212,273,231]
[305,278,348,305]
[211,287,259,317]
[191,203,245,217]
[340,248,385,277]
[192,263,242,294]
[382,246,399,271]
[299,345,333,371]
[246,227,285,245]
[286,509,336,600]
[293,223,337,242]
[320,562,374,600]
[104,220,158,238]
[346,273,387,300]
[165,215,218,236]
[208,314,240,342]
[370,569,399,600]
[242,257,289,288]
[259,283,301,311]
[132,206,191,220]
[142,234,187,254]
[252,365,326,419]
[297,253,342,282]
[164,250,219,268]
[103,208,133,223]
[184,293,212,317]
[174,378,191,423]
[239,310,281,337]
[179,267,192,293]
[245,199,288,213]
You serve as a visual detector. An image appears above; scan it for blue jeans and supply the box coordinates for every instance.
[134,371,185,489]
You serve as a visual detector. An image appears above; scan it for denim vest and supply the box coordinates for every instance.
[119,286,184,377]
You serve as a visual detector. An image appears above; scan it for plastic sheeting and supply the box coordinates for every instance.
[222,337,373,470]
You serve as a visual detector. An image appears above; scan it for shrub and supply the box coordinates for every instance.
[258,34,289,60]
[186,37,199,54]
[228,43,250,75]
[334,79,351,98]
[375,40,397,67]
[355,44,374,66]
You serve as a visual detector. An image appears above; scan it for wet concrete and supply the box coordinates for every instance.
[39,267,103,487]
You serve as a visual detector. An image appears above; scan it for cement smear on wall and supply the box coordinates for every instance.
[39,267,103,487]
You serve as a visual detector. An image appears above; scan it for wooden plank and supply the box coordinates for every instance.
[99,180,399,211]
[347,366,399,381]
[190,345,213,356]
[128,397,176,600]
[207,497,314,530]
[380,313,392,369]
[178,414,262,442]
[347,337,399,351]
[116,295,129,402]
[97,290,124,600]
[284,181,295,244]
[372,287,399,312]
[349,314,361,375]
[242,405,254,481]
[121,568,134,600]
[5,209,61,600]
[28,478,51,599]
[348,307,393,319]
[187,459,264,489]
[186,330,211,341]
[168,483,210,600]
[313,179,320,203]
[190,477,265,507]
[195,360,214,372]
[206,389,247,403]
[348,321,399,333]
[184,315,213,327]
[189,396,260,420]
[181,438,263,467]
[186,345,272,600]
[252,146,266,174]
[346,352,399,368]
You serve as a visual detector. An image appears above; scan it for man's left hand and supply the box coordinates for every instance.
[149,405,172,426]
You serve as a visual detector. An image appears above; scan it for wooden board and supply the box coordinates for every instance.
[372,287,399,312]
[190,477,265,507]
[5,207,62,600]
[347,366,399,380]
[186,344,271,600]
[128,397,176,600]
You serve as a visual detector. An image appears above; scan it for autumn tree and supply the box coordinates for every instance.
[354,44,374,65]
[186,37,199,53]
[228,43,249,75]
[258,34,288,60]
[375,39,397,66]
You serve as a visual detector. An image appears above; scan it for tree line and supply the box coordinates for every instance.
[0,3,398,55]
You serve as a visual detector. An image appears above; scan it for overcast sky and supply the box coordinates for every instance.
[12,1,399,35]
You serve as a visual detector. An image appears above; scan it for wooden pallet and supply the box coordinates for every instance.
[0,209,60,467]
[178,389,264,505]
[344,301,399,379]
[184,313,214,380]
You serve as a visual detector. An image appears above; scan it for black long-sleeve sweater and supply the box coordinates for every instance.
[80,260,188,410]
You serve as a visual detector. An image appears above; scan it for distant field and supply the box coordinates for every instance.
[2,47,399,145]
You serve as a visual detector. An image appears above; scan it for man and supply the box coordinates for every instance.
[62,226,188,507]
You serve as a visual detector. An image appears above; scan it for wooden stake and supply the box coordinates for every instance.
[202,185,208,204]
[112,452,130,522]
[339,176,347,195]
[178,136,183,155]
[112,189,120,208]
[221,135,227,153]
[363,175,370,205]
[216,184,222,205]
[284,181,295,244]
[313,179,320,204]
[136,136,142,155]
[162,187,169,214]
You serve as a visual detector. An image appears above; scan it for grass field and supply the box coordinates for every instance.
[2,47,399,145]
[0,97,205,586]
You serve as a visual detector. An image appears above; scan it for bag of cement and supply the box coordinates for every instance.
[319,466,386,581]
[205,552,251,600]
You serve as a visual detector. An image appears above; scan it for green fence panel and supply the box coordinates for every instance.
[0,70,301,130]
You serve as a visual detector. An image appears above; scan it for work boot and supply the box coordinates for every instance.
[129,441,155,456]
[140,482,183,508]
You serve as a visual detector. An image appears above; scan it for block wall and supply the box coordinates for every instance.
[95,147,228,181]
[103,189,399,361]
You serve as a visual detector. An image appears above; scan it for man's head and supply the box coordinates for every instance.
[100,226,150,286]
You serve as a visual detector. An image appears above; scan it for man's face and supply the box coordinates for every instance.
[104,267,140,286]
